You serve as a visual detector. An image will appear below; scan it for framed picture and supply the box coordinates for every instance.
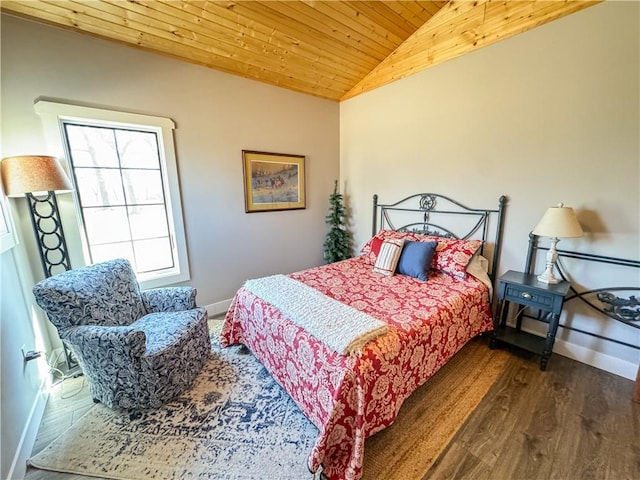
[242,150,306,213]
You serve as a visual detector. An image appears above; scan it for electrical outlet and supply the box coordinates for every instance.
[21,346,42,363]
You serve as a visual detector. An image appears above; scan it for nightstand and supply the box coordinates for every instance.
[490,270,570,370]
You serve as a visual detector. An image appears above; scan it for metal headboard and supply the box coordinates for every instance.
[525,234,640,350]
[372,193,507,283]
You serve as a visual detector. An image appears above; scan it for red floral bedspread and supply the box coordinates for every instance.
[220,256,493,480]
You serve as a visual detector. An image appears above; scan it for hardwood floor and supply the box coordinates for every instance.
[25,345,638,480]
[426,347,640,480]
[25,375,95,480]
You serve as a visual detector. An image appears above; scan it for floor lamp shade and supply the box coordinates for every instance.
[532,203,584,284]
[0,155,75,277]
[1,155,72,196]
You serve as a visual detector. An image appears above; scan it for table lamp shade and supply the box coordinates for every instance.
[532,203,584,239]
[1,155,73,196]
[532,203,583,284]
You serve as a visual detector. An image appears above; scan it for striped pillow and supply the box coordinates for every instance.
[373,239,404,276]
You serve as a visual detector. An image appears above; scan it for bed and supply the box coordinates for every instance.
[221,193,507,479]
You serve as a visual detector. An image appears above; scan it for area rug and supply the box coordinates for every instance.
[28,322,509,480]
[362,338,510,479]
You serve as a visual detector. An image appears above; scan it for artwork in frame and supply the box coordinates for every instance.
[242,150,306,213]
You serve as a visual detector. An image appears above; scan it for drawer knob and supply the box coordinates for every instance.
[521,292,532,299]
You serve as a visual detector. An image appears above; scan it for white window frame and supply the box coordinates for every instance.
[35,100,190,288]
[0,184,18,253]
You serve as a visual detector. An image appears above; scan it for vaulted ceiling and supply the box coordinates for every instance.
[1,1,600,101]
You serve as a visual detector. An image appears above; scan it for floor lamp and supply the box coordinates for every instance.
[1,155,79,371]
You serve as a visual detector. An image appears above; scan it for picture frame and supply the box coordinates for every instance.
[242,150,306,213]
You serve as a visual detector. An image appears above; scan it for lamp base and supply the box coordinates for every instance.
[26,191,71,277]
[537,236,561,284]
[537,272,561,284]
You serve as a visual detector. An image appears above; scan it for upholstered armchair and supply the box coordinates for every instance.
[32,258,211,409]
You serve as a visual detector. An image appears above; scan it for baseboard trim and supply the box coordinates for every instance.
[205,299,232,318]
[516,324,637,380]
[7,381,49,480]
[552,337,638,381]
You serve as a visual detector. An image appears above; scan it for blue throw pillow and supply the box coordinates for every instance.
[396,240,438,281]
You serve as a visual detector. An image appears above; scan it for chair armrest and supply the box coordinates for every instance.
[63,325,147,358]
[142,286,197,313]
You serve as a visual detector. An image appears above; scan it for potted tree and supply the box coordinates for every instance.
[323,180,352,263]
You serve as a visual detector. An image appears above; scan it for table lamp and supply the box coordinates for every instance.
[532,202,584,284]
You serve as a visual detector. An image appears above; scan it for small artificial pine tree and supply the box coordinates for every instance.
[323,180,352,263]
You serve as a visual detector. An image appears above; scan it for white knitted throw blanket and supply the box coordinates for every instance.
[243,274,388,355]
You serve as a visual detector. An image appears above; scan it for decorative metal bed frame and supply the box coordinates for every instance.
[372,193,507,283]
[371,195,639,401]
[525,234,640,340]
[525,234,640,401]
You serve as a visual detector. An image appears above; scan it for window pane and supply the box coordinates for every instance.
[122,170,164,205]
[74,168,125,207]
[91,242,135,267]
[65,125,119,167]
[83,207,130,245]
[116,130,160,169]
[46,100,191,288]
[128,205,169,240]
[133,238,173,272]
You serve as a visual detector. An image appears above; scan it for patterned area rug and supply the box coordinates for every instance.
[28,321,509,480]
[28,321,319,480]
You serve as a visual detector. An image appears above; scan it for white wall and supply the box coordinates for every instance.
[1,250,48,480]
[340,2,639,378]
[1,13,339,478]
[1,13,340,305]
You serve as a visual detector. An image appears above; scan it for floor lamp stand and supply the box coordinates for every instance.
[26,191,79,372]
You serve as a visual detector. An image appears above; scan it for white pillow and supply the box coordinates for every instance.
[466,254,493,297]
[373,239,404,276]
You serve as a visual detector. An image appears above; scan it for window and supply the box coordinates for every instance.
[35,101,189,287]
[0,184,17,253]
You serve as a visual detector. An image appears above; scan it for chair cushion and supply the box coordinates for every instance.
[131,311,205,356]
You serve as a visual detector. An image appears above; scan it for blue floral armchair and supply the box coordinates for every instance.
[32,259,211,409]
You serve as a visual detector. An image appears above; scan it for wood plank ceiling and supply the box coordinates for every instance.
[1,1,600,102]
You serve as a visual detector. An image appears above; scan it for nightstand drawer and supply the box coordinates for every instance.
[504,284,555,310]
